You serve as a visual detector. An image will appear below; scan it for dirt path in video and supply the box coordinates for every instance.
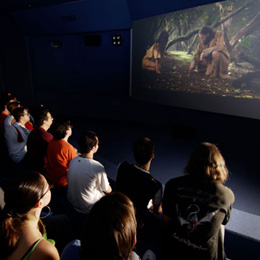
[140,56,260,99]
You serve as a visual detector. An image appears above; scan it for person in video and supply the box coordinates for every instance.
[162,142,235,260]
[142,31,169,74]
[189,26,232,79]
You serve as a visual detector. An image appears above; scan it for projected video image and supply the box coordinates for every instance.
[132,0,260,118]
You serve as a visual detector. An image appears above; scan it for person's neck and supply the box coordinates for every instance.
[80,152,93,159]
[24,209,41,227]
[18,120,26,127]
[40,124,49,131]
[2,108,10,115]
[136,162,150,172]
[63,136,69,142]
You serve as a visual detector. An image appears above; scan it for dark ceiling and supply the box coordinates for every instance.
[0,0,81,13]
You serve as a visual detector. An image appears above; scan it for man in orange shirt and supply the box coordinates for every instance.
[45,119,78,189]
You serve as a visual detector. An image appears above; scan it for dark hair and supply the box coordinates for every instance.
[199,26,215,39]
[78,131,98,153]
[0,94,16,112]
[51,119,72,140]
[12,106,27,122]
[0,172,47,256]
[133,137,154,165]
[6,101,20,114]
[81,192,137,260]
[34,108,50,127]
[184,142,229,183]
[156,31,169,55]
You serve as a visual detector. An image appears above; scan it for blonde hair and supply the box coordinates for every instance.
[184,142,229,183]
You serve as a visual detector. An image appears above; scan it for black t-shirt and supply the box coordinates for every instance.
[162,175,235,260]
[115,161,162,223]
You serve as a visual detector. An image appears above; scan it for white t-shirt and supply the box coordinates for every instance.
[67,156,110,214]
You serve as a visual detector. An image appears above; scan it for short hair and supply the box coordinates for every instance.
[199,26,215,39]
[184,142,229,183]
[81,192,137,260]
[0,94,16,112]
[78,131,98,153]
[133,137,154,165]
[12,106,27,122]
[51,119,72,140]
[6,101,20,114]
[34,108,50,127]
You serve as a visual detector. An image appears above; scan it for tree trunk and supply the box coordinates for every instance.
[230,11,260,47]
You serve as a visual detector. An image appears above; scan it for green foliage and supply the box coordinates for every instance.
[166,51,193,63]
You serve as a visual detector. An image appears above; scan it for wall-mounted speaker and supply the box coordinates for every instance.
[84,35,102,46]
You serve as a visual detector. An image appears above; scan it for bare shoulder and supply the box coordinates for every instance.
[32,239,60,260]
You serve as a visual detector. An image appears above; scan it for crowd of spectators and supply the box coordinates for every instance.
[0,92,234,260]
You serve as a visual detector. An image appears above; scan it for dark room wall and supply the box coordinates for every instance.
[0,0,219,115]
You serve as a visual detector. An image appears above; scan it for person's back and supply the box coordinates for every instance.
[5,107,31,164]
[46,139,77,188]
[45,119,77,188]
[116,137,162,224]
[116,161,162,221]
[26,108,53,173]
[0,172,59,260]
[67,130,111,214]
[162,142,235,260]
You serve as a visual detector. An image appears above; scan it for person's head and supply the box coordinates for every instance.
[81,192,137,260]
[0,94,16,112]
[51,119,72,140]
[78,130,99,154]
[34,107,53,128]
[6,101,20,114]
[156,31,169,55]
[184,142,229,183]
[0,172,51,255]
[12,106,30,125]
[199,26,215,45]
[133,137,155,165]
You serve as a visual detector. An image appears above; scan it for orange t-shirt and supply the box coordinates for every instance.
[46,139,77,188]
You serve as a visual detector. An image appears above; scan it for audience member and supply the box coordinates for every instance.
[0,172,59,260]
[116,137,162,226]
[162,142,235,260]
[4,101,20,140]
[0,94,16,136]
[61,192,156,260]
[67,131,112,214]
[45,119,77,189]
[67,130,112,215]
[5,106,32,165]
[26,108,54,173]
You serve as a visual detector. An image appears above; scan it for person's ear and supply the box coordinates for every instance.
[133,235,137,246]
[35,199,43,208]
[151,153,155,159]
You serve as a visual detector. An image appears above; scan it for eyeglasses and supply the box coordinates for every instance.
[39,184,53,200]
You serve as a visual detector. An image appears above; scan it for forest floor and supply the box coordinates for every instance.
[140,52,260,99]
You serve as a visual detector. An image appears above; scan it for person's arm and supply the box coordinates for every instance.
[104,185,112,194]
[152,188,162,214]
[155,59,161,74]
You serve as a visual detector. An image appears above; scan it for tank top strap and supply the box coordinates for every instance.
[20,238,45,260]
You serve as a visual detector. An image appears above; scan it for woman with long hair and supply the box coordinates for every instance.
[0,172,59,260]
[142,31,169,74]
[163,142,235,260]
[61,192,156,260]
